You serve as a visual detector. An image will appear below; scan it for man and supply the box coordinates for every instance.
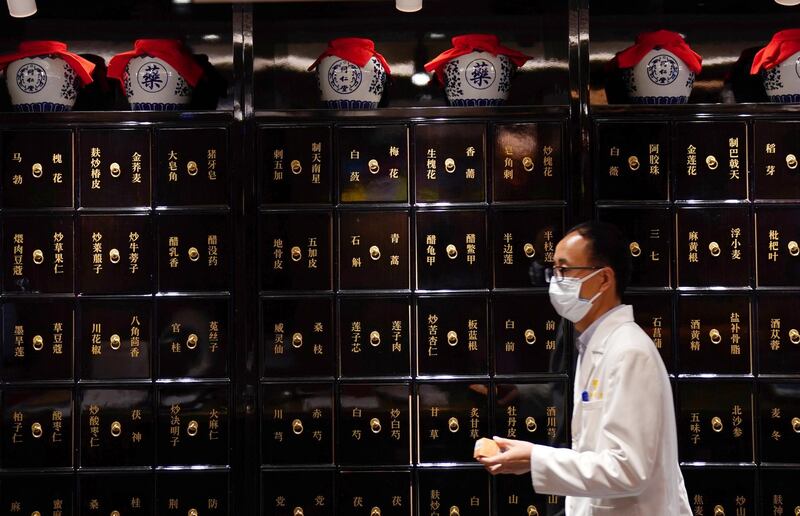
[479,221,691,515]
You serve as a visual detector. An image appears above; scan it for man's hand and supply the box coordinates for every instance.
[477,436,534,475]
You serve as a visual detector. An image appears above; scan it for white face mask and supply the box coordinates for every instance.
[548,268,605,323]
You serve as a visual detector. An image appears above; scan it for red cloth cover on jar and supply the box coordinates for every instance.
[423,34,532,85]
[307,37,392,76]
[751,29,800,74]
[612,30,702,73]
[108,39,204,88]
[0,40,95,84]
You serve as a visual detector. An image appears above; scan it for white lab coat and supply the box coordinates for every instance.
[529,305,692,516]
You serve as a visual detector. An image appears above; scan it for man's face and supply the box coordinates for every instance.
[553,231,606,299]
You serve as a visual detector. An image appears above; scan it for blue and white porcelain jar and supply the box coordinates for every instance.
[309,38,391,109]
[123,56,192,111]
[752,30,800,103]
[0,41,95,112]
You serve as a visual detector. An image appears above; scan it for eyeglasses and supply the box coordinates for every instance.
[544,266,603,283]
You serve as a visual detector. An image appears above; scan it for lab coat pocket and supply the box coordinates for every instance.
[578,400,604,448]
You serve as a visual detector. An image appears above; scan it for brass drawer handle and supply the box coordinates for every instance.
[706,155,718,170]
[792,417,800,433]
[709,329,722,345]
[291,159,302,175]
[370,417,382,434]
[789,240,800,257]
[32,334,44,351]
[794,506,800,516]
[32,162,43,178]
[187,161,198,176]
[523,243,535,258]
[528,506,539,516]
[711,416,724,433]
[444,157,456,173]
[630,241,641,257]
[293,508,304,516]
[186,333,199,350]
[369,245,381,260]
[292,332,303,348]
[188,509,199,516]
[709,241,721,257]
[526,416,537,432]
[291,246,302,262]
[370,331,381,347]
[110,334,122,350]
[447,331,458,346]
[368,159,380,174]
[448,417,459,433]
[790,329,800,345]
[450,506,460,516]
[628,155,640,171]
[522,156,534,172]
[787,153,798,170]
[186,420,199,437]
[110,162,121,177]
[109,248,121,264]
[371,507,381,516]
[31,422,43,438]
[110,421,122,437]
[111,511,121,516]
[292,418,303,435]
[524,329,536,345]
[32,512,42,516]
[714,505,725,516]
[188,247,200,262]
[446,244,458,259]
[32,249,44,264]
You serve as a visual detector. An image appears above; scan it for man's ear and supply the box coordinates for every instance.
[601,266,616,295]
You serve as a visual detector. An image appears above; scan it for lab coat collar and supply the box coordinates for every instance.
[583,304,634,356]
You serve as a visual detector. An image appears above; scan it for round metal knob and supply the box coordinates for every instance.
[628,155,640,171]
[291,246,302,262]
[293,507,304,516]
[524,329,536,345]
[789,240,800,257]
[523,243,535,258]
[706,155,719,170]
[444,158,456,173]
[109,248,121,264]
[188,509,199,516]
[522,156,534,172]
[526,416,537,432]
[446,244,458,259]
[794,506,800,516]
[369,245,381,260]
[371,507,381,516]
[292,332,303,348]
[714,505,725,516]
[630,241,641,257]
[450,506,460,516]
[110,421,122,437]
[790,329,800,345]
[370,417,382,434]
[292,418,303,435]
[711,416,724,433]
[187,161,198,176]
[111,511,121,516]
[369,331,381,347]
[32,162,43,178]
[787,153,798,170]
[290,159,302,175]
[32,512,42,516]
[448,417,459,433]
[792,417,800,433]
[110,334,122,350]
[447,331,458,346]
[186,333,199,350]
[110,162,121,177]
[32,334,44,351]
[31,422,43,438]
[368,159,380,174]
[188,247,200,262]
[32,249,44,265]
[527,506,539,516]
[709,241,721,257]
[186,420,199,437]
[709,329,722,345]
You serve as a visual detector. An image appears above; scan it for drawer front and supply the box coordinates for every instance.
[260,125,332,204]
[339,125,409,203]
[2,299,73,380]
[262,297,334,378]
[414,122,486,203]
[3,216,74,293]
[417,296,488,376]
[339,210,410,290]
[417,382,489,463]
[2,129,73,208]
[339,297,411,377]
[2,388,73,468]
[79,388,153,467]
[79,300,151,380]
[78,128,150,207]
[156,127,229,206]
[157,386,229,466]
[261,212,332,291]
[493,122,564,202]
[416,210,488,290]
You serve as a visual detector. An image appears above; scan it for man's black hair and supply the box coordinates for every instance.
[566,220,632,298]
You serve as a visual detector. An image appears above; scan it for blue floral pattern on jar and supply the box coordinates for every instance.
[646,54,680,86]
[173,76,191,97]
[498,55,513,94]
[763,67,784,92]
[367,58,386,96]
[444,60,463,99]
[60,62,78,101]
[327,59,362,95]
[16,62,47,94]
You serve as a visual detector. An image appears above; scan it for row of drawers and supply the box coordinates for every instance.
[5,468,798,516]
[0,380,795,468]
